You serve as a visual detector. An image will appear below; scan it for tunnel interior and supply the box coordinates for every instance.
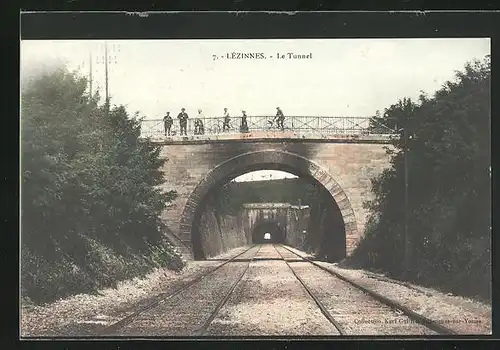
[190,163,349,262]
[306,186,347,262]
[252,222,284,244]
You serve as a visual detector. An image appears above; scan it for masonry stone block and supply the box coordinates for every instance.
[323,178,339,193]
[337,197,354,211]
[341,211,357,225]
[333,192,348,204]
[344,222,358,233]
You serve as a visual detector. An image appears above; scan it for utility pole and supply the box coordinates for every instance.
[89,49,93,97]
[97,41,120,113]
[403,126,411,280]
[104,41,109,110]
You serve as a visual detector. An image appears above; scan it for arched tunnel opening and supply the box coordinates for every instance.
[252,222,284,244]
[186,157,352,263]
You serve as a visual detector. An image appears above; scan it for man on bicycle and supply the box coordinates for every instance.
[223,108,231,131]
[275,107,285,131]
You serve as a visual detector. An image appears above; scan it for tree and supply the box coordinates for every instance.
[352,55,491,300]
[21,64,182,303]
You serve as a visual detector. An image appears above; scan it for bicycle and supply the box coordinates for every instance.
[206,118,235,134]
[222,119,234,133]
[209,124,222,134]
[267,118,290,132]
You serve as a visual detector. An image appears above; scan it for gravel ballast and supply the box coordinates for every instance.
[283,245,491,335]
[21,244,491,337]
[206,245,340,336]
[109,245,261,337]
[20,245,251,337]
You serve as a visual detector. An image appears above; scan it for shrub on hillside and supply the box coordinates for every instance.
[21,65,183,303]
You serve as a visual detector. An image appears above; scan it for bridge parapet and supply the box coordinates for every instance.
[141,115,396,142]
[147,133,394,144]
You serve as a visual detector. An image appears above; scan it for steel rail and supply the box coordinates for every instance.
[278,244,457,335]
[273,244,347,335]
[193,245,263,336]
[97,245,258,336]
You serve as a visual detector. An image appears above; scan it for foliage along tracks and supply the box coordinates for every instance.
[97,245,257,336]
[277,244,457,335]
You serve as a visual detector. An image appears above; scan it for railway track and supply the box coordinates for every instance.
[273,244,347,335]
[275,244,457,336]
[97,243,457,336]
[197,244,342,336]
[193,245,262,336]
[97,245,259,336]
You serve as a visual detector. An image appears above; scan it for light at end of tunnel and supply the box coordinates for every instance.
[264,233,271,240]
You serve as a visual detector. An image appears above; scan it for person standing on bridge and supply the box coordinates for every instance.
[194,109,205,135]
[223,108,231,132]
[240,110,249,133]
[177,108,189,136]
[275,107,285,131]
[163,111,173,136]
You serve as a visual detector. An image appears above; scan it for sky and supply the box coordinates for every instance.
[232,170,297,182]
[21,38,490,119]
[20,38,490,182]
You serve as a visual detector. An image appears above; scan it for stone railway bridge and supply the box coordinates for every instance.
[151,132,394,260]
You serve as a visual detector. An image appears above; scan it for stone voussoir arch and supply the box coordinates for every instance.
[179,149,359,256]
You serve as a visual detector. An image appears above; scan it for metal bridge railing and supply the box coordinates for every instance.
[139,116,397,139]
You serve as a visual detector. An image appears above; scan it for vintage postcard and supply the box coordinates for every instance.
[20,13,491,339]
